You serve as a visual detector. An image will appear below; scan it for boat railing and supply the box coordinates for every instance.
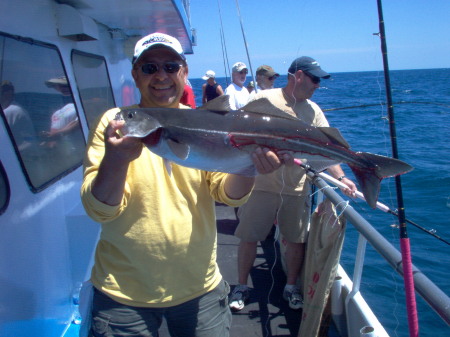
[309,172,450,327]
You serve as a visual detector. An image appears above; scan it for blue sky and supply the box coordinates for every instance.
[185,0,450,79]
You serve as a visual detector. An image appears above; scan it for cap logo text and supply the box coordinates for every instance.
[142,36,172,47]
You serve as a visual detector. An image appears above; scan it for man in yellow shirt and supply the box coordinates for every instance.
[81,32,288,337]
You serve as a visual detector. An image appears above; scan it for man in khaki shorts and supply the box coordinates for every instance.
[236,192,310,244]
[229,56,357,311]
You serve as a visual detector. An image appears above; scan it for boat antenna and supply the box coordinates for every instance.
[217,0,230,86]
[376,1,419,336]
[234,0,257,93]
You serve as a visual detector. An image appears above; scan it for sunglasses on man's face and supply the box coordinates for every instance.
[304,72,321,84]
[239,69,248,75]
[267,75,279,81]
[141,62,183,75]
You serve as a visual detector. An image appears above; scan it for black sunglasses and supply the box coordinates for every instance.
[239,69,248,75]
[304,72,321,84]
[267,75,279,81]
[141,62,182,75]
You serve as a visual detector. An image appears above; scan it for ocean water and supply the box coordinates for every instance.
[190,68,450,337]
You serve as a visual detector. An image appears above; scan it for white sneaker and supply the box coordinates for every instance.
[283,286,303,310]
[229,285,250,311]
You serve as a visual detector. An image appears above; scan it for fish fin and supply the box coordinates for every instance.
[198,95,231,112]
[167,139,190,160]
[242,98,301,121]
[348,164,382,209]
[163,158,172,176]
[349,153,413,208]
[318,127,351,148]
[359,152,413,178]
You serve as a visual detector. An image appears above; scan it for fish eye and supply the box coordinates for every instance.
[127,112,135,119]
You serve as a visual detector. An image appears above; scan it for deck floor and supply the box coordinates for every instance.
[216,204,302,337]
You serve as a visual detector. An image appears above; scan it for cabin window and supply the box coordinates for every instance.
[0,162,10,215]
[0,34,85,192]
[72,51,116,129]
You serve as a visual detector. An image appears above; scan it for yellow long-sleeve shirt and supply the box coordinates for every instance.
[81,106,250,307]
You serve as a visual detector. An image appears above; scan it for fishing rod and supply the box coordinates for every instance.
[294,159,450,246]
[234,0,257,92]
[323,101,450,112]
[376,1,418,336]
[217,0,230,86]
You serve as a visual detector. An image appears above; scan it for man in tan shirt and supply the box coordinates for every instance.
[229,56,356,311]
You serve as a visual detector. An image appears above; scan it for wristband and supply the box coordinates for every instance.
[337,175,346,181]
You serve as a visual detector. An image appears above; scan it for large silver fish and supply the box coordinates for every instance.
[115,95,413,208]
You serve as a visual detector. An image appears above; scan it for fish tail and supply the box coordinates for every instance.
[349,152,413,208]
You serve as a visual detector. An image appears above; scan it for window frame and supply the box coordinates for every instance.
[0,32,86,193]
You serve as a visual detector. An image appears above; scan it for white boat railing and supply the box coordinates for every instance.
[309,172,450,327]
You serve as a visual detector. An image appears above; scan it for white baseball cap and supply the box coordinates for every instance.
[202,70,216,80]
[232,62,247,72]
[132,32,185,64]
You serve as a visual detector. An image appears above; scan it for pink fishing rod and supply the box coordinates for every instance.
[376,1,418,336]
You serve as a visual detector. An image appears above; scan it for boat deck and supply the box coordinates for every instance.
[215,204,336,337]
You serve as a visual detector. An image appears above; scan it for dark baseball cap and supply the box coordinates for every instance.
[256,65,279,77]
[288,56,330,78]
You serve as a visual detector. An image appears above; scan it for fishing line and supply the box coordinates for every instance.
[378,34,417,336]
[324,200,350,233]
[310,184,338,197]
[323,101,450,112]
[264,73,305,335]
[217,0,230,86]
[331,200,350,223]
[357,49,405,335]
[264,165,286,336]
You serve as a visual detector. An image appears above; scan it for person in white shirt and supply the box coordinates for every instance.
[224,62,250,110]
[42,76,78,140]
[1,80,37,154]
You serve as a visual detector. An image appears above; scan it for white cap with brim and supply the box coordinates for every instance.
[202,70,216,80]
[232,62,247,72]
[132,32,185,64]
[45,76,68,87]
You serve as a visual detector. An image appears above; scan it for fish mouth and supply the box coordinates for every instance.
[141,128,163,147]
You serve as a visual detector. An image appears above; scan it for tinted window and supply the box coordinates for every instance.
[0,34,85,191]
[72,51,116,129]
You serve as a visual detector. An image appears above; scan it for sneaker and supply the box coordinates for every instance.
[283,286,303,310]
[229,285,250,311]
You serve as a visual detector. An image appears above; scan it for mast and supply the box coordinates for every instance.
[376,1,419,336]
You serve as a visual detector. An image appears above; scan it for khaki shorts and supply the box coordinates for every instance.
[235,190,311,243]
